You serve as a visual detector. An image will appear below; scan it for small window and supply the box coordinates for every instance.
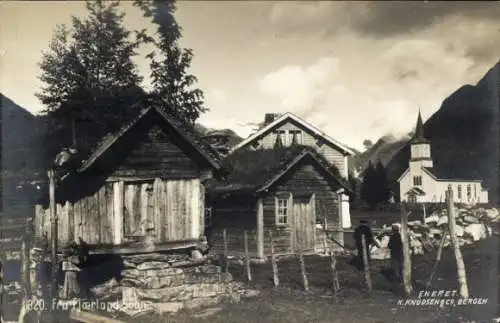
[413,176,422,186]
[274,130,286,147]
[408,194,417,204]
[474,185,477,198]
[289,130,302,145]
[275,195,290,226]
[457,185,462,199]
[467,184,471,200]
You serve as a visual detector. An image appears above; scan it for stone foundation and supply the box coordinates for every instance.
[91,251,259,316]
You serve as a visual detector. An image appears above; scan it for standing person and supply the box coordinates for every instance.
[353,220,380,270]
[388,224,403,282]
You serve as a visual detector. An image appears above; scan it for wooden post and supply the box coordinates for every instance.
[48,169,59,301]
[299,250,309,291]
[18,228,33,323]
[401,203,413,296]
[426,228,448,288]
[256,198,264,260]
[329,251,339,301]
[244,230,252,282]
[269,231,279,288]
[361,234,372,293]
[446,187,469,298]
[222,228,229,273]
[323,218,328,255]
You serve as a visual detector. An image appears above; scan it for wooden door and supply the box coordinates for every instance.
[292,194,316,252]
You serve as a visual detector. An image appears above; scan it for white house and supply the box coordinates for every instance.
[398,111,489,204]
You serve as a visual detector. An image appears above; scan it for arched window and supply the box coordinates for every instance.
[467,184,471,201]
[413,176,422,186]
[457,185,462,199]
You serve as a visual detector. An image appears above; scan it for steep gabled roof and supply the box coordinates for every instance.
[410,110,430,144]
[61,106,223,180]
[212,145,352,194]
[230,113,355,156]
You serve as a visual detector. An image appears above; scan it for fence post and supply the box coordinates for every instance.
[329,251,339,301]
[244,230,252,281]
[446,187,469,298]
[48,169,58,301]
[401,203,413,296]
[269,231,279,288]
[323,218,328,255]
[222,228,228,273]
[426,228,448,288]
[361,234,372,293]
[299,250,309,291]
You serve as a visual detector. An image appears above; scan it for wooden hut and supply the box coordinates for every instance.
[207,145,352,259]
[35,106,224,254]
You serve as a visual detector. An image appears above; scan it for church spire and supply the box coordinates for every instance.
[411,110,429,144]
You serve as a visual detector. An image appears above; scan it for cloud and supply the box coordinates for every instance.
[269,1,500,63]
[254,37,489,150]
[206,88,228,105]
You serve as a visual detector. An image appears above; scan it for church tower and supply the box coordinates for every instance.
[409,110,433,168]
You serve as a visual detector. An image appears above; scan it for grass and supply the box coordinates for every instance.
[133,235,499,323]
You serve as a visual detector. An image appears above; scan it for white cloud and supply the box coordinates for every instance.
[253,32,494,150]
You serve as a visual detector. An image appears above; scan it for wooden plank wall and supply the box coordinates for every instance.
[209,228,258,257]
[35,178,204,248]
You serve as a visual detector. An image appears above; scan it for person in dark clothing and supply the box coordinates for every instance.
[388,224,404,282]
[353,220,380,269]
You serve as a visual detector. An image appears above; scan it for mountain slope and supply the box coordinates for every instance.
[386,62,500,204]
[352,134,411,173]
[1,94,44,209]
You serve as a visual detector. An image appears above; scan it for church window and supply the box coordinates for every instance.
[413,176,422,186]
[457,185,462,199]
[474,185,477,198]
[467,184,471,200]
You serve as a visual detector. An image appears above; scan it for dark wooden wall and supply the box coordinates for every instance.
[262,161,342,254]
[210,158,344,256]
[36,178,205,248]
[35,112,212,250]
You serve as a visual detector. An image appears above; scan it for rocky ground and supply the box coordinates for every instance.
[371,206,499,260]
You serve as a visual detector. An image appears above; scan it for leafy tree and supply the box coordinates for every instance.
[36,0,144,162]
[362,139,373,150]
[375,161,390,205]
[360,161,378,209]
[134,0,206,126]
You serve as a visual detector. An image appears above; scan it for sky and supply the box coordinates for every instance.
[1,1,500,150]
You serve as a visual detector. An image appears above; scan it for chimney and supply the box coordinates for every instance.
[264,113,277,125]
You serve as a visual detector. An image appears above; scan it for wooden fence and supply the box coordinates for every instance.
[208,227,348,259]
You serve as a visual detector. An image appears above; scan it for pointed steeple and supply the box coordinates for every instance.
[411,110,429,144]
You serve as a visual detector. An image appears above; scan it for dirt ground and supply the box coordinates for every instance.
[138,235,499,323]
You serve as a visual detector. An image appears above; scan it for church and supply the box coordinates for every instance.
[398,112,489,204]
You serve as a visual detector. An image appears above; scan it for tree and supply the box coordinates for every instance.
[134,0,206,126]
[375,161,390,205]
[360,161,378,209]
[363,139,373,150]
[36,0,144,162]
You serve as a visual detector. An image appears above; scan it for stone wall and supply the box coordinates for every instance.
[90,251,260,317]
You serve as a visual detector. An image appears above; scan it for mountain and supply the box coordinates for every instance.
[383,62,500,204]
[352,133,411,174]
[1,94,45,209]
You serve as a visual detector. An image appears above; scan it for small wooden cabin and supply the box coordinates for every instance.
[35,106,223,254]
[207,146,352,259]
